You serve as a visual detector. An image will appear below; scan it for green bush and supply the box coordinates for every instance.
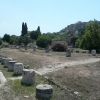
[1,42,10,47]
[51,41,67,52]
[36,35,52,48]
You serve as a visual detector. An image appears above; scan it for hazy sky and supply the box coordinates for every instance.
[0,0,100,37]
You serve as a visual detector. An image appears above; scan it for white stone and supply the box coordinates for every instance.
[91,49,96,56]
[14,63,24,75]
[66,49,71,57]
[0,71,7,87]
[36,84,53,99]
[8,61,17,71]
[4,58,12,68]
[22,69,35,85]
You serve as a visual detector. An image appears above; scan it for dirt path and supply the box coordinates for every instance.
[1,57,100,82]
[35,58,100,75]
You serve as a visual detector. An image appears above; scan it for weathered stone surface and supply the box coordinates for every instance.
[33,46,36,51]
[14,63,24,75]
[66,49,71,57]
[22,69,35,85]
[91,49,96,56]
[4,58,12,68]
[1,58,7,65]
[36,84,53,99]
[8,61,17,71]
[45,47,49,53]
[0,56,5,62]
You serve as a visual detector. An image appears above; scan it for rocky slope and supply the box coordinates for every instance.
[60,20,100,33]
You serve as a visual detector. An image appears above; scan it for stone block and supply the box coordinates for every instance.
[36,84,53,99]
[66,49,71,57]
[22,69,35,85]
[14,63,24,75]
[91,49,96,56]
[8,61,17,71]
[4,58,12,68]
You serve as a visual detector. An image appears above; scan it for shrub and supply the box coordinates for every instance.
[36,35,52,48]
[1,42,10,48]
[51,41,67,52]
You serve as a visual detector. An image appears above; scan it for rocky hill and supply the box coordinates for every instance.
[59,20,100,33]
[59,20,100,46]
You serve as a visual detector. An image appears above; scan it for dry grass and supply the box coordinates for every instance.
[0,48,100,100]
[45,61,100,100]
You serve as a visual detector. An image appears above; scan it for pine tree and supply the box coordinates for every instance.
[24,23,28,35]
[37,26,41,36]
[21,22,28,36]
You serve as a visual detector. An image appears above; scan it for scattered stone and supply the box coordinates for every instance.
[91,49,96,56]
[14,63,24,75]
[22,69,35,85]
[8,61,17,71]
[66,49,71,57]
[74,91,79,95]
[36,84,53,99]
[24,95,29,98]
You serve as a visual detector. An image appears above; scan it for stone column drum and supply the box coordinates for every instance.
[1,58,7,65]
[36,84,53,99]
[14,63,24,75]
[66,49,71,57]
[45,47,49,53]
[0,56,5,62]
[22,69,35,85]
[33,46,36,51]
[91,49,96,56]
[4,58,12,68]
[8,61,17,71]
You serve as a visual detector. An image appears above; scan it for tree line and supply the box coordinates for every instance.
[1,19,100,52]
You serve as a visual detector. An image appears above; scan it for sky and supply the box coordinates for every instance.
[0,0,100,37]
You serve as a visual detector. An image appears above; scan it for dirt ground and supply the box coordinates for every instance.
[0,48,100,100]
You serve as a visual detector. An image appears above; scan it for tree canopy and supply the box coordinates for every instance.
[36,35,52,48]
[75,20,100,51]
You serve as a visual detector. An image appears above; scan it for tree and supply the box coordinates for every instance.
[18,35,30,46]
[24,23,28,35]
[30,31,38,40]
[2,34,10,43]
[36,35,52,48]
[10,35,18,45]
[22,35,31,46]
[0,38,2,45]
[37,26,41,36]
[21,22,28,36]
[76,19,100,51]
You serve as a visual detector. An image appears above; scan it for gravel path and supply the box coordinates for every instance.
[36,58,100,75]
[1,57,100,83]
